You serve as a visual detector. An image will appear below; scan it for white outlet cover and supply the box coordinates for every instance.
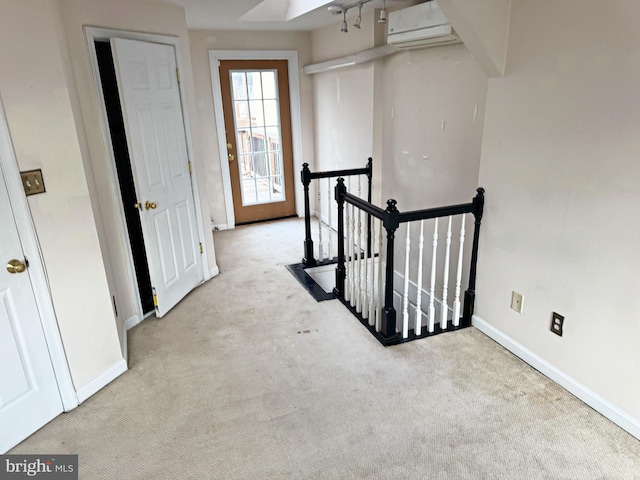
[511,291,524,314]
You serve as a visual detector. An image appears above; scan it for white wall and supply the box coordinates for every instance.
[476,0,640,421]
[381,45,487,210]
[309,9,385,212]
[313,64,375,173]
[379,44,487,303]
[0,0,122,391]
[188,29,315,229]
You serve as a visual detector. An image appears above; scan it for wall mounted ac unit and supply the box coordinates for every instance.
[387,1,461,50]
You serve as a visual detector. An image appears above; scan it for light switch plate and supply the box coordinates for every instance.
[20,169,46,196]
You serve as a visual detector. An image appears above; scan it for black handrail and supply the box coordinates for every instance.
[301,158,372,266]
[342,191,385,219]
[335,183,485,344]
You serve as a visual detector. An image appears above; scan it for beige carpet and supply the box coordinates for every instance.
[11,218,640,479]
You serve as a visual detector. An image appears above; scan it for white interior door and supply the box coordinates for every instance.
[111,38,203,317]
[0,166,63,453]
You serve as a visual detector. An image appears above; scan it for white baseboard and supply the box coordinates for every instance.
[76,359,127,404]
[212,223,229,231]
[124,314,142,331]
[472,315,640,441]
[121,322,128,364]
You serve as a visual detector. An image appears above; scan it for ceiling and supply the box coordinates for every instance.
[160,0,410,31]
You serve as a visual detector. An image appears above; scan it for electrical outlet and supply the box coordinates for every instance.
[511,291,524,314]
[551,312,564,336]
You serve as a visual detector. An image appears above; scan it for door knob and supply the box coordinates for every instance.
[134,202,143,210]
[6,259,26,274]
[227,143,233,150]
[228,154,235,162]
[145,201,157,210]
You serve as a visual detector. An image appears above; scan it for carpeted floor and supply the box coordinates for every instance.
[11,218,640,479]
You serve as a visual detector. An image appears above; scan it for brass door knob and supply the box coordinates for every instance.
[227,143,233,150]
[145,201,157,210]
[7,259,26,274]
[228,154,235,162]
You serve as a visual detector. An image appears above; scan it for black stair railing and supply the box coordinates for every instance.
[334,178,485,346]
[301,159,372,266]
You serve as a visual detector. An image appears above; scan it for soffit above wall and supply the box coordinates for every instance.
[436,0,512,77]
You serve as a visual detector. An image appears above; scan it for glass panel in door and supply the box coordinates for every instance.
[230,70,285,206]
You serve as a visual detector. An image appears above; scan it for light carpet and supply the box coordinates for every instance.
[11,218,640,479]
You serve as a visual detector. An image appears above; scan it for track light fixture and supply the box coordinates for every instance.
[378,0,386,24]
[353,3,362,29]
[330,0,383,33]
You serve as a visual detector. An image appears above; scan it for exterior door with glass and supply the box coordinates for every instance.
[219,60,296,224]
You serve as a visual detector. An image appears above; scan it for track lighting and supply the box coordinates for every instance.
[330,0,379,33]
[353,3,362,29]
[378,0,386,24]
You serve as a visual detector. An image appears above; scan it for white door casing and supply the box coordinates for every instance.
[0,165,63,453]
[111,38,204,317]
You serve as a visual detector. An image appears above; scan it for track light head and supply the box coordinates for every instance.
[341,8,348,32]
[353,3,362,29]
[378,0,386,24]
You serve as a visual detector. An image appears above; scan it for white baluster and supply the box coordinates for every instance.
[328,178,332,260]
[344,201,351,303]
[350,203,356,306]
[317,182,323,262]
[346,178,352,302]
[452,215,466,327]
[441,216,452,331]
[402,222,411,339]
[363,213,370,321]
[356,176,363,312]
[416,220,425,336]
[376,218,384,332]
[355,206,362,313]
[428,218,439,333]
[367,218,375,326]
[359,209,365,315]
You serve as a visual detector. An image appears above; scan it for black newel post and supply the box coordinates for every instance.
[366,157,373,257]
[380,199,400,340]
[462,187,485,326]
[301,163,316,266]
[333,178,347,298]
